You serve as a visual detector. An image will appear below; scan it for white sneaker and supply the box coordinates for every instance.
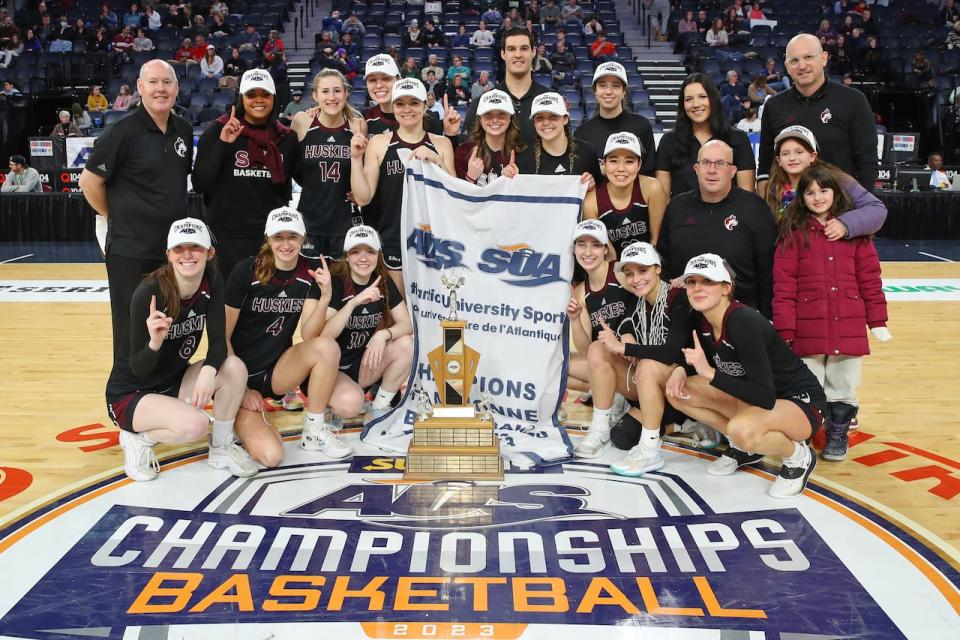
[706,447,765,476]
[301,415,353,458]
[208,438,258,478]
[281,390,304,411]
[119,430,159,482]
[689,421,724,449]
[608,394,631,430]
[574,426,609,458]
[610,440,664,477]
[769,445,818,499]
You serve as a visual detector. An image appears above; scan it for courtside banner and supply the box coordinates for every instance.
[362,157,587,468]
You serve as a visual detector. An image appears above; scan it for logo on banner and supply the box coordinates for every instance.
[479,244,563,287]
[0,448,957,639]
[406,225,466,270]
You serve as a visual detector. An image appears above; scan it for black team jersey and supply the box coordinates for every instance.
[365,131,438,252]
[695,302,825,409]
[516,138,603,185]
[583,262,634,341]
[328,274,403,365]
[225,256,321,374]
[296,116,355,239]
[364,104,445,137]
[574,110,657,177]
[106,274,227,401]
[621,287,693,365]
[596,179,650,259]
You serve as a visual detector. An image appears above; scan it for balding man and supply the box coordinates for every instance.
[658,140,777,318]
[79,59,194,362]
[758,33,877,193]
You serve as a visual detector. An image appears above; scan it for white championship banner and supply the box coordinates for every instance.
[361,156,587,469]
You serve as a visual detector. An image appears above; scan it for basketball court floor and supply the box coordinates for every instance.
[0,251,958,639]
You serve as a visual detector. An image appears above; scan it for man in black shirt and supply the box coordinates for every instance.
[658,140,777,318]
[79,59,194,364]
[758,33,877,192]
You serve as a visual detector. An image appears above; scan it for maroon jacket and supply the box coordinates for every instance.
[773,216,887,357]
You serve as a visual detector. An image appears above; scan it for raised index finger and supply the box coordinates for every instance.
[370,276,381,289]
[443,93,449,110]
[230,105,236,120]
[692,330,702,349]
[150,294,157,314]
[319,254,328,270]
[509,149,516,164]
[598,318,609,330]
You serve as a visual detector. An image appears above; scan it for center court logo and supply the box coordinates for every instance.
[0,441,957,640]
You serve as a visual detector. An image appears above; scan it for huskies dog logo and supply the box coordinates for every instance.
[724,214,739,231]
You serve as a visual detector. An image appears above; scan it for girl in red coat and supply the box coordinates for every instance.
[773,164,891,462]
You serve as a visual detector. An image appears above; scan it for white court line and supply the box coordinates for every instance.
[0,254,33,264]
[918,251,955,262]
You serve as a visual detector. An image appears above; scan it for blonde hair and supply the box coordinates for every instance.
[311,68,361,122]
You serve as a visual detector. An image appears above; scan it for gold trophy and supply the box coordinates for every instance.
[403,270,504,481]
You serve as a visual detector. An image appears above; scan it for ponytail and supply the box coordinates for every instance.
[253,239,277,285]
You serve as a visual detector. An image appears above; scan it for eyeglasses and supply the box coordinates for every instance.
[785,53,820,67]
[696,159,732,170]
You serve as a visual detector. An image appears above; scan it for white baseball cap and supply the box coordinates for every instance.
[167,218,212,250]
[572,219,608,245]
[603,131,644,158]
[530,92,568,118]
[343,225,382,253]
[392,77,427,102]
[592,61,628,87]
[774,125,818,152]
[364,53,400,79]
[477,89,515,115]
[240,68,276,95]
[615,242,660,272]
[264,207,306,237]
[680,253,733,284]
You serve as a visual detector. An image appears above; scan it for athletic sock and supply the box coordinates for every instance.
[784,441,808,467]
[305,411,325,424]
[640,427,661,447]
[139,431,156,446]
[211,419,235,448]
[590,406,611,432]
[371,387,396,410]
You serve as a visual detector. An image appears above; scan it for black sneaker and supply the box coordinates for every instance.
[769,446,818,498]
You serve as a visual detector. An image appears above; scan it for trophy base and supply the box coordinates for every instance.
[403,409,504,482]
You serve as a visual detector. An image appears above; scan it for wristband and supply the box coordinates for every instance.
[385,328,394,341]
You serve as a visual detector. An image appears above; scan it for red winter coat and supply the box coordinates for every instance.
[773,216,887,357]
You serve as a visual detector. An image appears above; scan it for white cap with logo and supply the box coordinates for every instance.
[572,219,608,246]
[773,125,818,152]
[615,242,660,272]
[391,77,427,102]
[530,92,568,117]
[240,68,276,95]
[167,218,212,250]
[265,206,306,237]
[681,253,733,284]
[592,61,628,87]
[477,89,515,115]
[364,53,401,79]
[603,131,644,158]
[343,225,382,253]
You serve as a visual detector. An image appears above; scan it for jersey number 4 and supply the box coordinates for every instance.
[266,317,285,337]
[317,161,341,182]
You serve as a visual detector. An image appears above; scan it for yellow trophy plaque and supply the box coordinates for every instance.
[403,270,504,481]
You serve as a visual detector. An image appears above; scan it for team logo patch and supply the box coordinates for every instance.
[0,439,957,639]
[691,257,717,270]
[820,107,833,124]
[724,214,738,231]
[174,137,187,158]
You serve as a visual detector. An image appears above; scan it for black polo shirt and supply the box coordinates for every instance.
[86,106,194,259]
[463,79,552,146]
[757,80,878,188]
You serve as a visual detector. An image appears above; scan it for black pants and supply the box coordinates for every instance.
[214,232,265,281]
[105,254,165,364]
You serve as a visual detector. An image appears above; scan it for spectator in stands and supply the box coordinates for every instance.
[222,47,247,85]
[927,152,952,189]
[747,2,766,20]
[0,34,21,68]
[144,4,160,31]
[847,25,864,50]
[321,9,343,34]
[182,5,195,29]
[201,45,224,80]
[447,55,471,83]
[1,80,20,96]
[317,31,336,51]
[37,14,56,44]
[1,155,42,193]
[423,19,445,48]
[706,19,729,47]
[88,26,110,53]
[87,85,109,112]
[532,43,553,73]
[540,0,561,28]
[856,35,883,81]
[589,30,618,62]
[911,50,936,88]
[237,24,260,53]
[405,19,423,48]
[648,0,671,42]
[73,18,90,41]
[387,46,401,67]
[453,23,471,47]
[471,70,494,98]
[839,14,855,37]
[21,29,42,53]
[946,21,960,50]
[339,32,358,57]
[98,3,119,30]
[696,9,710,34]
[173,37,193,63]
[0,15,19,49]
[341,13,365,38]
[316,46,347,75]
[51,109,81,137]
[656,73,756,197]
[482,5,503,25]
[550,41,577,83]
[748,74,776,108]
[123,3,143,29]
[471,20,496,47]
[583,15,603,37]
[941,0,960,26]
[720,70,750,122]
[191,33,209,61]
[816,19,837,47]
[53,14,74,41]
[446,75,470,107]
[575,62,657,177]
[132,27,153,52]
[421,53,444,81]
[113,84,134,111]
[401,56,420,79]
[676,11,698,53]
[722,7,750,46]
[263,30,285,63]
[859,9,877,36]
[737,107,761,133]
[497,17,516,42]
[210,13,231,38]
[507,8,523,25]
[113,25,136,64]
[282,89,309,121]
[561,0,583,27]
[163,4,186,29]
[191,15,207,37]
[72,103,93,132]
[424,69,444,97]
[833,0,851,16]
[554,27,567,51]
[829,34,853,76]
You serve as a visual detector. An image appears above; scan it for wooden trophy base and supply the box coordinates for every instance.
[403,409,504,481]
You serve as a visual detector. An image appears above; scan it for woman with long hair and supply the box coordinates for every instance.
[516,92,602,188]
[454,89,524,185]
[351,78,456,291]
[655,73,755,197]
[291,68,366,261]
[106,218,256,482]
[322,226,414,423]
[666,253,826,498]
[226,208,353,465]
